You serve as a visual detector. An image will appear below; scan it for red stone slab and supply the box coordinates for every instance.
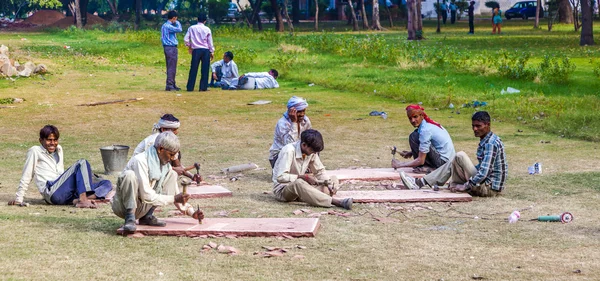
[117,217,320,237]
[327,168,423,182]
[187,184,232,199]
[333,190,472,203]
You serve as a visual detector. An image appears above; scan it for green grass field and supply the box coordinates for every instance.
[0,19,599,280]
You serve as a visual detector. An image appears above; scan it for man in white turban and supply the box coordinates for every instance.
[268,96,312,168]
[131,114,201,183]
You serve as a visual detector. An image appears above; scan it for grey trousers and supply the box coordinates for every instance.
[111,169,178,219]
[409,130,445,168]
[273,179,333,208]
[163,46,178,88]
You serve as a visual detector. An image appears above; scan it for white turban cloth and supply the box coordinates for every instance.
[287,96,308,111]
[152,118,181,133]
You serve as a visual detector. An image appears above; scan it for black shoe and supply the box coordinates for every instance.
[123,213,137,233]
[165,87,176,91]
[174,86,181,91]
[139,215,166,227]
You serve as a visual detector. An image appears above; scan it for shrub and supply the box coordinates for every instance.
[537,55,576,83]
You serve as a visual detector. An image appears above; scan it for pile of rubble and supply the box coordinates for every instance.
[0,45,47,77]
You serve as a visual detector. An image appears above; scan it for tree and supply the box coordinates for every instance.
[250,0,264,30]
[568,0,581,31]
[292,0,299,23]
[314,0,319,30]
[347,0,359,31]
[407,0,423,40]
[134,0,141,30]
[580,0,594,45]
[558,0,573,23]
[359,0,369,29]
[270,0,284,31]
[105,0,117,15]
[281,0,293,32]
[371,0,382,30]
[534,0,540,28]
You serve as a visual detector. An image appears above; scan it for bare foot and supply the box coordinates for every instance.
[75,200,97,209]
[453,184,468,192]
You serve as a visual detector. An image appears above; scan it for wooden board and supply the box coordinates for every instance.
[333,190,472,203]
[117,217,320,237]
[187,184,232,199]
[327,168,423,182]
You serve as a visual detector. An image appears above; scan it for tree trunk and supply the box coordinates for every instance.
[314,0,319,31]
[292,0,300,23]
[282,0,294,32]
[106,0,118,15]
[558,0,573,23]
[534,0,540,28]
[237,0,251,27]
[134,0,141,30]
[271,0,284,31]
[580,0,594,45]
[407,0,423,40]
[79,0,88,26]
[416,0,422,33]
[385,5,393,28]
[70,0,83,28]
[348,0,359,31]
[372,0,382,30]
[359,0,369,29]
[251,0,264,30]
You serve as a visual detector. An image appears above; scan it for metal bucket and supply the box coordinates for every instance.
[100,145,130,175]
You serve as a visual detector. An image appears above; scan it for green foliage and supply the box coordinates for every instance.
[261,1,275,22]
[590,58,600,78]
[537,55,576,83]
[485,1,499,9]
[310,0,329,17]
[497,50,536,80]
[207,0,230,23]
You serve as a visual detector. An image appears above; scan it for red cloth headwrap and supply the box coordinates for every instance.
[405,104,443,129]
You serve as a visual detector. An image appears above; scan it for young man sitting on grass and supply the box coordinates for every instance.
[9,125,112,208]
[400,111,507,197]
[272,129,352,209]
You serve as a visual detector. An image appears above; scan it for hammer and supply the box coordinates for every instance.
[317,176,339,196]
[179,177,192,200]
[194,162,201,177]
[390,146,397,170]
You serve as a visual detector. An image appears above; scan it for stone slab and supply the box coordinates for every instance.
[333,190,472,203]
[327,168,423,182]
[187,184,232,199]
[117,217,320,237]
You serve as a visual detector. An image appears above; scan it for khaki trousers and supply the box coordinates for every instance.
[274,179,333,208]
[112,169,178,219]
[423,151,498,197]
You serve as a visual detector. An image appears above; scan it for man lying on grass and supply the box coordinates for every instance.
[268,96,312,168]
[230,69,279,90]
[9,125,113,208]
[272,129,353,209]
[392,104,456,174]
[112,131,191,233]
[400,111,508,197]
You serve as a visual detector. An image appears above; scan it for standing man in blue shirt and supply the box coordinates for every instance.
[400,111,508,197]
[450,1,458,24]
[161,11,183,91]
[392,104,455,174]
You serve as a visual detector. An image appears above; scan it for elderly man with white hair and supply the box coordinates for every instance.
[112,131,191,233]
[268,96,312,168]
[133,114,201,183]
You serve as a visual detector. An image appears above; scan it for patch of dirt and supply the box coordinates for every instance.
[49,13,106,28]
[23,10,65,25]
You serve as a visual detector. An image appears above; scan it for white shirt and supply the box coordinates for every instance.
[269,115,312,160]
[123,151,175,206]
[272,141,329,193]
[245,72,279,89]
[211,59,239,85]
[15,145,64,202]
[132,133,159,157]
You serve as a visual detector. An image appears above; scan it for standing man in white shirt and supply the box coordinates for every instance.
[184,13,214,92]
[232,69,279,90]
[112,131,191,233]
[268,96,312,168]
[8,125,112,208]
[209,51,239,89]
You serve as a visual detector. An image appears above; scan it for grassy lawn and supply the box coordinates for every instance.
[1,20,600,280]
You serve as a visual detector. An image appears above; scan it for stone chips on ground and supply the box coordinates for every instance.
[0,45,47,78]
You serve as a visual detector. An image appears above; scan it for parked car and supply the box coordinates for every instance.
[505,1,544,20]
[226,2,241,21]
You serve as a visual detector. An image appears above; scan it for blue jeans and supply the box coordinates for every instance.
[45,159,113,205]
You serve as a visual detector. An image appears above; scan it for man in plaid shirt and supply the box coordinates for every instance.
[400,111,508,197]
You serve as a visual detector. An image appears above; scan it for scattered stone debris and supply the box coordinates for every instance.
[201,242,239,255]
[0,45,48,78]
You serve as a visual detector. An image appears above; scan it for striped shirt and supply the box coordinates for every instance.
[469,132,508,191]
[161,20,182,46]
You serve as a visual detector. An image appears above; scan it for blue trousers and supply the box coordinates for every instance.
[187,48,210,91]
[45,159,113,205]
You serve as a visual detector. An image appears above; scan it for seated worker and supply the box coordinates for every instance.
[400,111,508,197]
[268,96,312,168]
[392,104,455,174]
[8,125,112,208]
[231,69,279,90]
[209,51,238,89]
[272,129,353,210]
[112,131,191,233]
[133,114,201,183]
